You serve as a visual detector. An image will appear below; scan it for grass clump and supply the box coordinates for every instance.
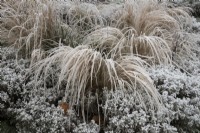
[32,45,161,113]
[0,0,70,56]
[107,0,193,63]
[84,26,172,64]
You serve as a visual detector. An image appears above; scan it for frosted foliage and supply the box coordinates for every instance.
[1,0,200,132]
[1,45,200,132]
[148,65,200,132]
[0,47,73,132]
[73,122,100,133]
[0,92,9,109]
[0,46,100,133]
[102,90,178,133]
[13,97,78,133]
[191,18,200,32]
[100,60,200,132]
[0,47,29,111]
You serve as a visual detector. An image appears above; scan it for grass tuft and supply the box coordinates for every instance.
[84,26,172,64]
[32,45,162,112]
[0,0,70,56]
